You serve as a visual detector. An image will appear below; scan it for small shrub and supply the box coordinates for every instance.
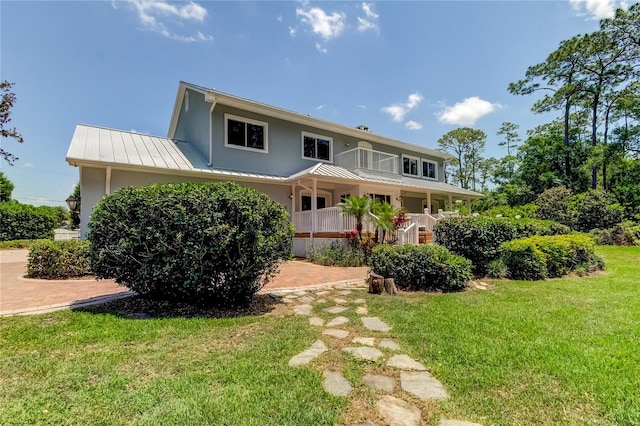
[500,239,548,281]
[434,216,570,276]
[27,240,91,279]
[368,244,472,292]
[589,221,639,246]
[88,182,294,307]
[486,259,508,279]
[500,234,602,280]
[0,202,57,241]
[307,240,366,267]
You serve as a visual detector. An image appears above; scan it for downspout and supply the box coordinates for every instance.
[105,166,111,195]
[298,179,313,242]
[205,92,217,167]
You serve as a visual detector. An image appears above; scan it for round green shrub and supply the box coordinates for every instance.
[368,244,472,292]
[27,240,91,279]
[88,182,294,307]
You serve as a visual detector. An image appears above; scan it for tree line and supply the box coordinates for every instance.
[437,3,639,220]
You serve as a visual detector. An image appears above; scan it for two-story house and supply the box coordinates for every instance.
[66,81,482,256]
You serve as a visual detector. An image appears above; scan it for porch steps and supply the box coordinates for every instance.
[419,231,433,245]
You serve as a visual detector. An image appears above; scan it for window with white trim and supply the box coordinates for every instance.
[302,132,332,162]
[225,114,268,153]
[402,155,419,177]
[422,159,437,180]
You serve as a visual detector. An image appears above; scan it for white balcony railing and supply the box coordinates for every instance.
[334,147,398,174]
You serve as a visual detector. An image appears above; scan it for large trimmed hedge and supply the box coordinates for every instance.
[88,182,294,307]
[368,244,472,292]
[500,234,603,280]
[433,216,570,276]
[0,202,58,241]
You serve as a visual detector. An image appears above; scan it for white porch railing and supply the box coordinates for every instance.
[334,147,399,174]
[292,208,460,244]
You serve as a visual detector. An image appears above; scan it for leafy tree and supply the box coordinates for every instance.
[0,81,24,165]
[517,120,590,195]
[496,122,521,181]
[0,171,13,202]
[437,127,487,190]
[338,195,371,240]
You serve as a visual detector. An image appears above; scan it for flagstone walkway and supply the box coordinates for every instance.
[270,282,483,426]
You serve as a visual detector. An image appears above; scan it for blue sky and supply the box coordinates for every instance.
[0,0,628,206]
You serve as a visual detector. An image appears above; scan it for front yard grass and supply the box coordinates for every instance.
[1,246,639,425]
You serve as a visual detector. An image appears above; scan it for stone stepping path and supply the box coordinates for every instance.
[361,316,392,332]
[278,281,482,426]
[323,371,352,396]
[288,340,328,366]
[343,346,384,361]
[325,316,349,327]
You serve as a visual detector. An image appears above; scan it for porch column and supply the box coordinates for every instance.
[426,191,432,214]
[448,194,453,211]
[311,178,317,241]
[467,197,472,216]
[290,184,296,213]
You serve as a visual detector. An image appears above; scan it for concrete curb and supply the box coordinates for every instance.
[0,291,136,317]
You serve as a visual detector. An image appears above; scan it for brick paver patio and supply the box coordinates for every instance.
[0,250,367,316]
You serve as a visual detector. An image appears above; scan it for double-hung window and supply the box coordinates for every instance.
[225,114,268,153]
[302,132,332,162]
[402,155,419,177]
[422,159,437,180]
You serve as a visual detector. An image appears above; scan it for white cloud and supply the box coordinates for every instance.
[315,43,327,54]
[436,97,500,126]
[117,0,213,42]
[289,27,296,37]
[357,2,379,32]
[405,121,422,130]
[316,104,326,110]
[357,104,367,109]
[22,162,34,168]
[277,15,283,23]
[569,0,626,20]
[381,92,424,122]
[296,6,346,41]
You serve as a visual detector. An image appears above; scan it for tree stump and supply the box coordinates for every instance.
[368,272,384,294]
[384,278,398,295]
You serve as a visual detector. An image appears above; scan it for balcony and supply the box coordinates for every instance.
[334,147,398,175]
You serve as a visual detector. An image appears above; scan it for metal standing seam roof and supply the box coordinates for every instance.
[66,124,482,197]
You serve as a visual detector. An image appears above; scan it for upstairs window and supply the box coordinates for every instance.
[422,159,437,180]
[302,132,332,162]
[225,114,268,153]
[402,155,419,177]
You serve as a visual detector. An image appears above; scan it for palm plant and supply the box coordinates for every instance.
[370,200,400,244]
[338,195,372,240]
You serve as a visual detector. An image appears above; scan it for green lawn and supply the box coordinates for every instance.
[1,246,639,425]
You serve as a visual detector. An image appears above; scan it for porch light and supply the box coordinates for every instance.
[288,193,294,199]
[66,196,78,212]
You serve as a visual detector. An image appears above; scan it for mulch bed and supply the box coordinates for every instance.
[77,293,285,319]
